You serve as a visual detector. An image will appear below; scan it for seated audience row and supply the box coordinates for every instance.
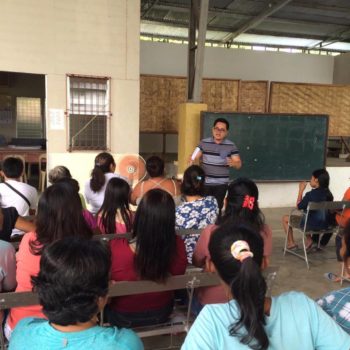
[9,237,143,350]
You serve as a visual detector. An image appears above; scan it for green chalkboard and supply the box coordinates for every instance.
[201,112,328,181]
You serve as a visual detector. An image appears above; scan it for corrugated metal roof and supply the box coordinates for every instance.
[141,0,350,51]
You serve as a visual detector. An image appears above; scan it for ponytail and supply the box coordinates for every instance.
[230,258,268,350]
[90,166,106,192]
[209,224,269,350]
[90,152,115,192]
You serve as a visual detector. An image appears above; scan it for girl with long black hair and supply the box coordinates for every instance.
[183,224,350,350]
[97,177,133,234]
[107,189,187,327]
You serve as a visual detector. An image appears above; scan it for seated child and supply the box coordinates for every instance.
[192,178,272,312]
[97,178,133,234]
[182,224,350,350]
[0,157,38,237]
[9,237,143,350]
[282,168,334,250]
[176,165,218,263]
[107,189,187,328]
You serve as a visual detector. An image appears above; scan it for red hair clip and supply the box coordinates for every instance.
[242,195,255,210]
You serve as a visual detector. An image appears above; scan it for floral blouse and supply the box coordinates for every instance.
[175,196,219,264]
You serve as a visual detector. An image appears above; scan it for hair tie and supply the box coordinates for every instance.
[231,240,254,262]
[95,162,101,167]
[196,176,202,181]
[242,195,255,210]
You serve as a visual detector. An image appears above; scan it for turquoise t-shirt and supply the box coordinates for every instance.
[9,317,144,350]
[182,291,350,350]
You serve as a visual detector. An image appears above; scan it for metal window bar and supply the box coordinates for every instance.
[67,76,110,150]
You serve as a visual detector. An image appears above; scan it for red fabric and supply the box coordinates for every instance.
[336,188,350,227]
[109,236,187,312]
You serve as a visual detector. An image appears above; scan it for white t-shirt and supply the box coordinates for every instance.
[0,180,38,215]
[84,173,126,214]
[0,180,38,236]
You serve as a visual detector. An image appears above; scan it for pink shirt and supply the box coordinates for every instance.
[193,223,272,305]
[8,232,44,329]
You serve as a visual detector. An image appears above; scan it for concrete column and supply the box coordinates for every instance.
[177,102,207,174]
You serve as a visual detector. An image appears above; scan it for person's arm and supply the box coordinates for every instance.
[192,226,213,268]
[189,148,203,165]
[1,243,16,292]
[130,182,141,205]
[296,181,307,207]
[227,154,242,169]
[14,216,36,233]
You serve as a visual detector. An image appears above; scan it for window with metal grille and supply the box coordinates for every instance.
[67,75,110,151]
[16,97,43,138]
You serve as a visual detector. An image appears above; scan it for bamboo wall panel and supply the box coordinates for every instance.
[202,79,239,112]
[239,81,268,112]
[140,75,238,132]
[270,82,350,136]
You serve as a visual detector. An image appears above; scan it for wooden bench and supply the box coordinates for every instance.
[0,270,219,349]
[0,265,279,349]
[284,201,350,269]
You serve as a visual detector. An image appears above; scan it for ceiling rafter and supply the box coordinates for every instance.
[221,0,293,43]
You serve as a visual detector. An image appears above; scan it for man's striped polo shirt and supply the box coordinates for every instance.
[198,137,239,185]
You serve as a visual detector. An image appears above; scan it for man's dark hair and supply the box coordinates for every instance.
[1,157,24,178]
[213,118,229,130]
[146,156,164,178]
[31,237,111,326]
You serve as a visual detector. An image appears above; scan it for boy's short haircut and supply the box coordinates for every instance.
[1,157,24,178]
[31,237,111,326]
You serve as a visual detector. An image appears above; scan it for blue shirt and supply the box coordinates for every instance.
[182,291,350,350]
[298,187,334,230]
[317,287,350,334]
[9,317,144,350]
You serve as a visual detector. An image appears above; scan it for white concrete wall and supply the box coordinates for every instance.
[257,167,350,208]
[141,41,334,83]
[0,0,140,189]
[333,52,350,84]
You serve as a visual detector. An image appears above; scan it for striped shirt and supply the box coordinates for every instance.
[198,137,239,185]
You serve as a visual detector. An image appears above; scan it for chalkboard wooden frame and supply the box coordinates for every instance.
[200,112,329,182]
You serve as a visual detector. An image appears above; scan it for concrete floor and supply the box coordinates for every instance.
[143,207,345,349]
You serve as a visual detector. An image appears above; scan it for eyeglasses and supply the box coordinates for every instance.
[213,127,227,133]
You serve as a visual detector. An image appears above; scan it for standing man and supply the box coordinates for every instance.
[190,118,241,212]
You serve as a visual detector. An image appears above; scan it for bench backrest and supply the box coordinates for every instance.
[307,201,350,211]
[0,271,220,310]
